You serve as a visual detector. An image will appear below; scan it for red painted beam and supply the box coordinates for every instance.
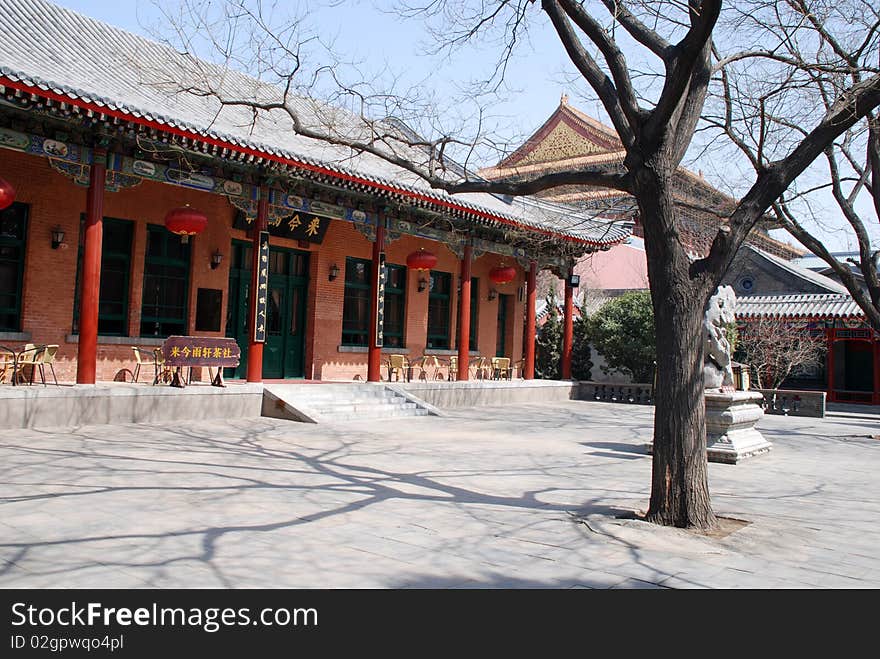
[457,245,473,381]
[246,186,269,382]
[75,149,105,384]
[524,260,537,380]
[561,278,574,380]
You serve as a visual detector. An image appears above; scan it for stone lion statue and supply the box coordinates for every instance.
[704,285,737,391]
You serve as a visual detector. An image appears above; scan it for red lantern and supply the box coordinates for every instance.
[0,176,16,210]
[164,205,208,236]
[489,264,516,285]
[406,248,438,271]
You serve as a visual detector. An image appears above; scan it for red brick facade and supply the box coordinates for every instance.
[1,150,525,382]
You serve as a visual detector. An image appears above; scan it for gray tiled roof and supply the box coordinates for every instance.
[747,245,848,294]
[0,0,630,247]
[736,294,863,319]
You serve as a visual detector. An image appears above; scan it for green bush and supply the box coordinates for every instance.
[588,291,655,383]
[535,292,562,380]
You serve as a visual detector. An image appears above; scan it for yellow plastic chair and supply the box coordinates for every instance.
[0,345,16,384]
[13,344,43,385]
[414,355,444,381]
[470,356,490,380]
[491,357,511,381]
[152,347,173,385]
[37,344,59,385]
[131,346,159,383]
[386,354,410,382]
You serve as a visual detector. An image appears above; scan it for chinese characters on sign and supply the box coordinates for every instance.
[375,252,386,348]
[163,337,241,367]
[254,231,270,343]
[233,211,331,243]
[161,336,241,387]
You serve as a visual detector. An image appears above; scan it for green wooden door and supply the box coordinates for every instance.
[496,294,510,357]
[226,243,308,379]
[225,241,251,379]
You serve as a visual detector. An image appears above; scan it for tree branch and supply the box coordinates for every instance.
[541,0,635,148]
[557,0,644,128]
[699,72,880,282]
[600,0,671,59]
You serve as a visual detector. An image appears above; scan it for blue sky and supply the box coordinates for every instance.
[49,0,866,253]
[53,0,582,139]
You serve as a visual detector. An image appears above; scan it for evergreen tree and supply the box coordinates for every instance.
[535,291,562,380]
[571,296,592,381]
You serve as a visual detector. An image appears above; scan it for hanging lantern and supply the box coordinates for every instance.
[406,248,438,271]
[164,205,208,237]
[0,176,16,210]
[489,264,516,285]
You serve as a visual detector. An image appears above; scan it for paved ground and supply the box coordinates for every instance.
[1,400,878,588]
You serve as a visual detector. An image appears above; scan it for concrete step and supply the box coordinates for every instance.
[323,408,432,422]
[307,401,418,413]
[261,383,436,424]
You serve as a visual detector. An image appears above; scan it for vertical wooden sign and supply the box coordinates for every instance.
[254,230,269,343]
[375,251,386,348]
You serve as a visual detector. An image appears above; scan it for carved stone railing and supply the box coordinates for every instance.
[753,388,826,418]
[578,381,653,405]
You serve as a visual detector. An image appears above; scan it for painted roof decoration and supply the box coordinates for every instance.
[736,294,864,319]
[0,0,631,249]
[495,95,623,170]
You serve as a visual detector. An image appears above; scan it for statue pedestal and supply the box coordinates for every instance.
[705,390,771,464]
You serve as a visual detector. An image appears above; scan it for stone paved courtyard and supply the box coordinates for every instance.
[1,400,878,588]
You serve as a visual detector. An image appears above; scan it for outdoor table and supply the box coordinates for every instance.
[161,336,241,388]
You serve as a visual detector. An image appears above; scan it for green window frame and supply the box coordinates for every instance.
[140,225,191,337]
[427,270,452,349]
[0,202,27,332]
[342,257,371,346]
[455,276,479,351]
[72,217,133,336]
[383,263,406,348]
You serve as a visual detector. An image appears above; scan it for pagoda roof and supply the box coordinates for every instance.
[0,0,631,250]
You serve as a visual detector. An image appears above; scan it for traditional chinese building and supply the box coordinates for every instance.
[0,0,629,385]
[480,95,803,296]
[736,294,880,404]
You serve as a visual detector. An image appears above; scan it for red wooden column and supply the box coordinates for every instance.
[457,245,473,381]
[76,148,106,384]
[367,217,386,382]
[523,260,537,380]
[561,276,574,380]
[246,186,269,382]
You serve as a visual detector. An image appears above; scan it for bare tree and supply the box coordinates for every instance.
[710,1,880,329]
[737,317,826,389]
[149,0,880,529]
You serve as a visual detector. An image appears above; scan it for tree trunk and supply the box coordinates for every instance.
[634,167,717,530]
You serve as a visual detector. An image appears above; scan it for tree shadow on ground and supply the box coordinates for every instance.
[0,418,666,588]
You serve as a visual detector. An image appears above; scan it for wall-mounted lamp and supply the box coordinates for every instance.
[210,249,223,270]
[50,226,65,250]
[418,275,428,292]
[567,273,581,288]
[488,288,498,301]
[329,263,340,281]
